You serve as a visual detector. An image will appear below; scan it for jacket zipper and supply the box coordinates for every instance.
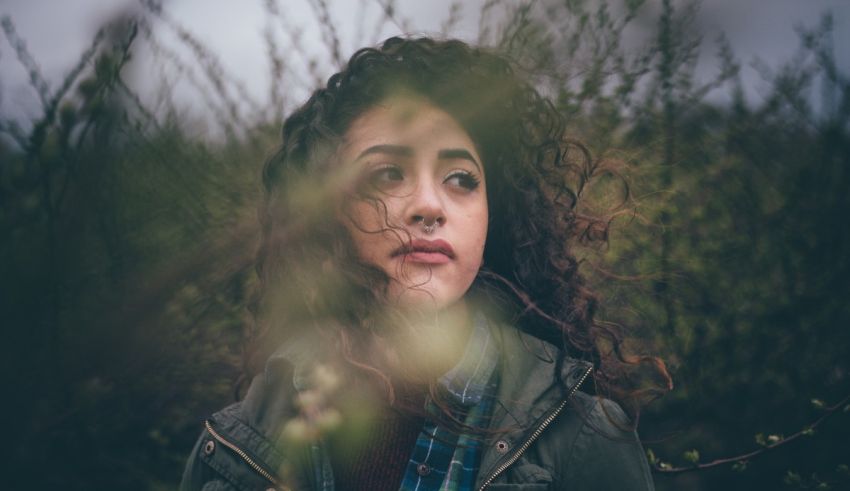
[204,420,281,489]
[476,365,593,491]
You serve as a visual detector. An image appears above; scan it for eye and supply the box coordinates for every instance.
[444,170,480,191]
[364,164,404,192]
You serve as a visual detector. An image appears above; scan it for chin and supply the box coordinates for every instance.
[390,287,453,312]
[388,278,467,313]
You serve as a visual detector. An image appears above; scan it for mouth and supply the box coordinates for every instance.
[391,238,455,264]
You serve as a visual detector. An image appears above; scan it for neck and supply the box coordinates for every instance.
[375,298,475,383]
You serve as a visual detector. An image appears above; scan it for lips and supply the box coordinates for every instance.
[391,238,455,264]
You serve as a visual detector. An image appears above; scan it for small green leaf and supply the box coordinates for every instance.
[316,408,342,432]
[732,460,748,472]
[767,434,782,444]
[784,470,802,486]
[837,464,849,476]
[816,482,830,490]
[683,449,700,464]
[658,461,672,470]
[811,398,825,409]
[281,417,312,443]
[755,433,767,446]
[646,448,658,465]
[801,426,815,437]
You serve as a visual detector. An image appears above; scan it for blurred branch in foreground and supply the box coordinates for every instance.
[1,2,848,490]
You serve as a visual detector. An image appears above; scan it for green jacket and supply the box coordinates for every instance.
[180,322,655,490]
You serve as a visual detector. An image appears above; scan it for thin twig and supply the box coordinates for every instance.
[0,118,29,149]
[117,77,162,132]
[372,0,409,40]
[439,2,463,37]
[264,0,322,90]
[139,20,238,138]
[653,393,850,474]
[307,0,344,69]
[1,15,50,108]
[140,0,262,131]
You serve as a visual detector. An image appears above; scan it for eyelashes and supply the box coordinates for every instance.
[361,164,481,193]
[444,170,480,190]
[368,165,404,187]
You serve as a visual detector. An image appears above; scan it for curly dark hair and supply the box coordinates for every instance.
[252,36,670,421]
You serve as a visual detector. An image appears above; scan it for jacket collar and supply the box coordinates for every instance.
[486,321,592,430]
[214,315,592,488]
[259,314,593,428]
[437,310,500,407]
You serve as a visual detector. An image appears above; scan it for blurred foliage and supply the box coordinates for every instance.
[1,1,848,490]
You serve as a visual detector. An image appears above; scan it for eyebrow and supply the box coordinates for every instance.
[356,144,413,160]
[356,145,481,171]
[438,148,481,171]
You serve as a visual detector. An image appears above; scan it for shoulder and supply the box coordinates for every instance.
[180,367,305,491]
[545,391,655,490]
[179,400,270,491]
[489,323,655,490]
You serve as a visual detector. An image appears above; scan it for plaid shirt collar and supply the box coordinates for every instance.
[437,310,500,407]
[265,311,502,491]
[269,310,501,398]
[399,311,501,491]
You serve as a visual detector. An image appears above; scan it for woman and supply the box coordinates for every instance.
[181,36,669,491]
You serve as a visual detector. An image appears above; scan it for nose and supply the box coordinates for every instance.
[406,176,446,230]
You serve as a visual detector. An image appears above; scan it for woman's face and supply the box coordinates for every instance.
[339,95,488,311]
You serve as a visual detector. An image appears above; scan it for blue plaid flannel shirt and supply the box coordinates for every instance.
[398,312,500,491]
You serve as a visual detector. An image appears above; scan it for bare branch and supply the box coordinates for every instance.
[49,27,106,116]
[477,0,507,46]
[138,18,240,138]
[1,15,50,109]
[116,77,162,133]
[372,0,410,41]
[263,23,286,122]
[0,118,28,149]
[264,1,324,89]
[307,0,344,69]
[653,393,850,474]
[439,1,463,37]
[140,0,263,130]
[353,0,370,47]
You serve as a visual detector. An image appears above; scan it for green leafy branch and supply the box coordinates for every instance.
[648,394,850,474]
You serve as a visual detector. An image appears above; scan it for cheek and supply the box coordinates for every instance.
[343,194,407,227]
[342,203,378,257]
[446,199,488,279]
[465,198,489,256]
[344,201,379,232]
[340,199,402,259]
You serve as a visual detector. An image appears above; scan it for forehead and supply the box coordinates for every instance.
[340,96,479,157]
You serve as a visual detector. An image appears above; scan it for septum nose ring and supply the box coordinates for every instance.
[417,217,439,234]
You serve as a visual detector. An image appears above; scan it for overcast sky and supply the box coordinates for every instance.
[1,0,848,128]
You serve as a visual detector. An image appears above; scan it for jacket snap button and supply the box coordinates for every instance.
[495,440,510,454]
[203,440,215,455]
[417,463,431,476]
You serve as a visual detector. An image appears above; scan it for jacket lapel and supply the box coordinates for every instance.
[210,321,592,491]
[476,322,592,488]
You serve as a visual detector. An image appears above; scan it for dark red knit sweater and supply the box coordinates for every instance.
[328,385,427,491]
